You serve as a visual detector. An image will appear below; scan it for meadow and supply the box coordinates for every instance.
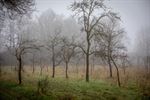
[0,65,149,100]
[0,0,150,100]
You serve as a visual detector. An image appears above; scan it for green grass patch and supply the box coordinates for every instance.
[0,78,141,100]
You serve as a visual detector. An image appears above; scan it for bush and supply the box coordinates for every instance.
[37,76,49,94]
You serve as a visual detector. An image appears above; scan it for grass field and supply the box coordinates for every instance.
[0,65,150,100]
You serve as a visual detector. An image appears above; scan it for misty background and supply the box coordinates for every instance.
[35,0,150,52]
[0,1,150,98]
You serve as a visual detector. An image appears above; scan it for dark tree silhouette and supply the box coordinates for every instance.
[0,0,35,17]
[0,0,35,31]
[70,0,120,82]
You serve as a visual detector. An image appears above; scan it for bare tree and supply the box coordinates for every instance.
[30,51,36,74]
[94,18,125,87]
[70,0,120,82]
[119,52,129,75]
[134,27,150,74]
[39,55,45,76]
[5,18,39,84]
[37,9,63,78]
[46,31,62,78]
[0,0,35,32]
[61,37,76,79]
[0,0,35,18]
[72,50,84,77]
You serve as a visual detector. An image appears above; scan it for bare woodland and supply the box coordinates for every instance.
[0,0,150,99]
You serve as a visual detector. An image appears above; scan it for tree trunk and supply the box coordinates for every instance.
[76,63,78,78]
[46,65,48,72]
[18,56,22,85]
[148,56,150,74]
[86,34,90,82]
[146,56,149,74]
[32,55,35,74]
[40,66,43,76]
[65,61,68,79]
[15,65,17,71]
[11,64,13,71]
[52,64,55,78]
[52,46,55,78]
[0,64,1,77]
[86,52,90,82]
[108,43,113,78]
[123,66,126,75]
[32,64,35,74]
[110,56,121,87]
[91,57,95,76]
[108,56,113,77]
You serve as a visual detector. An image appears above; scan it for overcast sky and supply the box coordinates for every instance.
[35,0,150,51]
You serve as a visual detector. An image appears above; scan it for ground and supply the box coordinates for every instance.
[0,66,149,100]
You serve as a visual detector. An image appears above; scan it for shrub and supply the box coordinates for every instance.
[37,76,49,94]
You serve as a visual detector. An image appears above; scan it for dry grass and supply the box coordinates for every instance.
[1,65,149,86]
[0,64,150,98]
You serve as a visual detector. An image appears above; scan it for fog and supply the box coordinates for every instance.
[35,0,150,52]
[0,0,150,99]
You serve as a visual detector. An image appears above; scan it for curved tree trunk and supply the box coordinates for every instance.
[110,56,121,87]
